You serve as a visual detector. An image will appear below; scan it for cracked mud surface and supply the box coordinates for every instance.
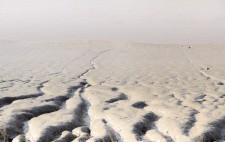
[0,41,225,142]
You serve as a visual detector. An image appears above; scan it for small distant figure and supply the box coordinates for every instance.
[206,67,210,70]
[188,46,191,49]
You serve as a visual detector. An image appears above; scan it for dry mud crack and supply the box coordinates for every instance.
[0,41,225,142]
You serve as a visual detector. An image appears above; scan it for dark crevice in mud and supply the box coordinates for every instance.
[105,93,128,103]
[132,101,148,109]
[100,119,123,142]
[132,112,158,141]
[111,87,118,91]
[36,81,91,142]
[24,84,85,141]
[194,117,225,142]
[77,69,92,79]
[44,86,83,106]
[37,81,49,92]
[37,111,83,142]
[44,96,69,104]
[182,110,198,135]
[0,93,42,108]
[4,83,83,140]
[25,50,110,141]
[0,79,30,84]
[77,49,111,80]
[218,82,224,86]
[78,81,91,126]
[0,81,48,108]
[5,104,60,139]
[106,125,123,142]
[157,131,174,142]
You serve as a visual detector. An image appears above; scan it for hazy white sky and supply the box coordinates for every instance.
[0,0,225,43]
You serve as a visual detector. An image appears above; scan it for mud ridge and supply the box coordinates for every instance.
[132,112,158,141]
[194,117,225,141]
[4,104,60,139]
[21,82,91,141]
[5,83,83,140]
[35,107,86,141]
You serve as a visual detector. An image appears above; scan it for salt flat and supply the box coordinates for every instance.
[0,40,225,142]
